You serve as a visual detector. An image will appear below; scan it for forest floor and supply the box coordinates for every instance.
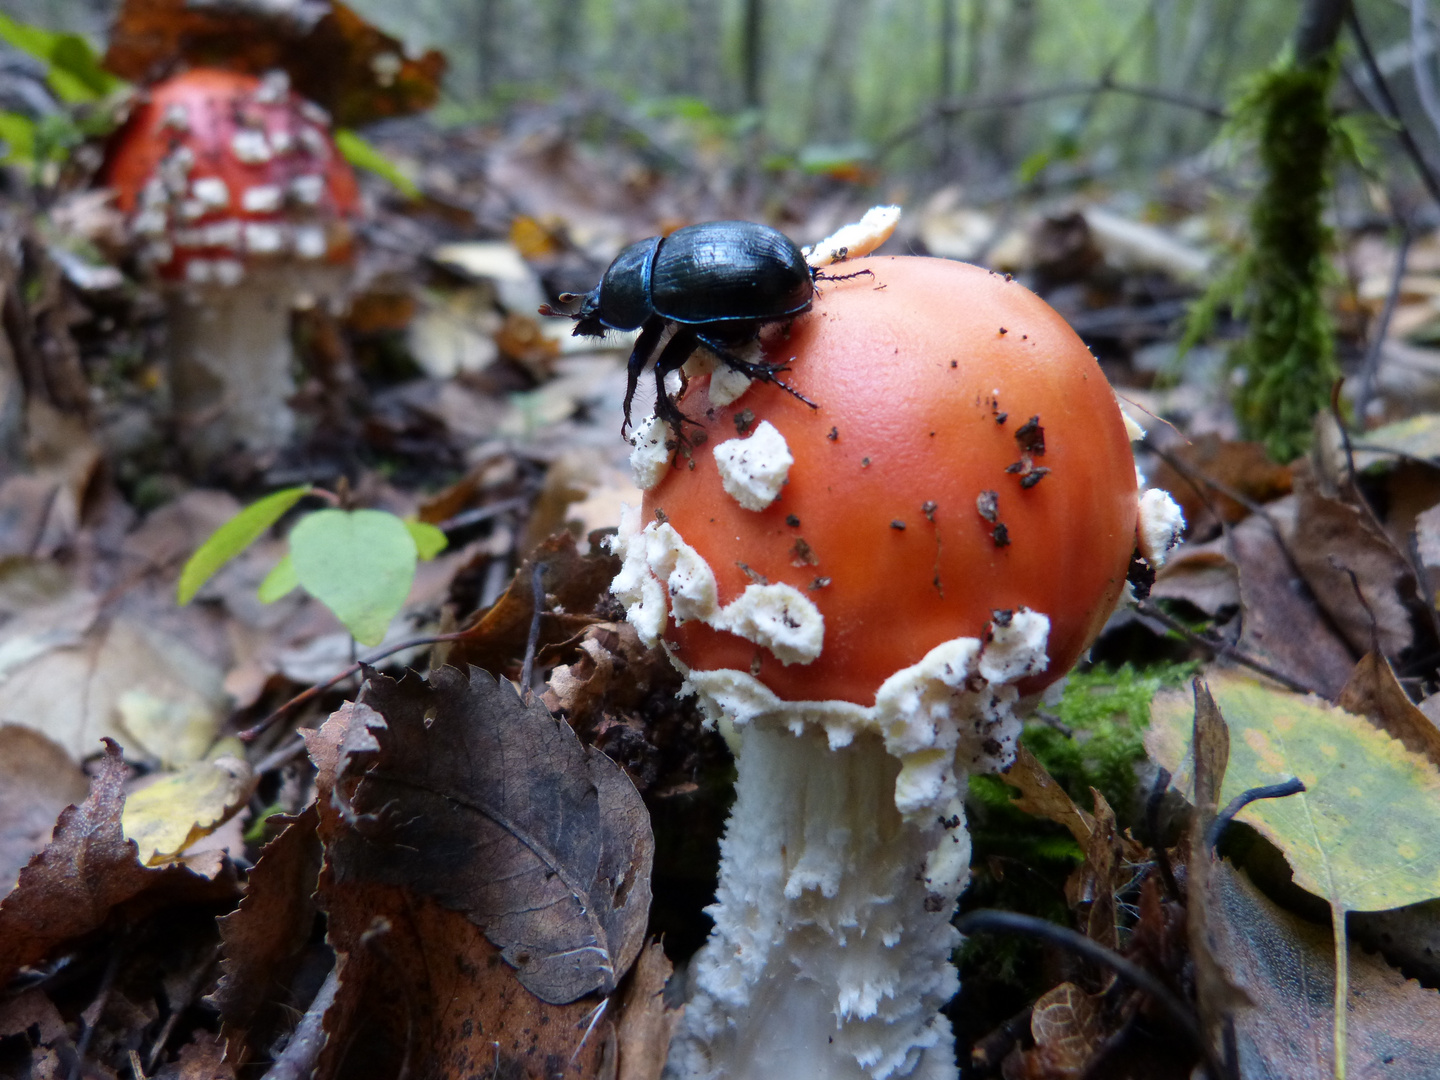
[5,80,1440,1080]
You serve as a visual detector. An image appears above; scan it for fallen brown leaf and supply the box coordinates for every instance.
[1202,860,1440,1078]
[316,883,612,1080]
[447,532,620,678]
[1228,500,1356,698]
[320,666,653,1004]
[1291,462,1415,660]
[0,725,88,896]
[210,807,322,1064]
[0,740,235,987]
[1337,652,1440,772]
[998,745,1095,846]
[155,1030,235,1080]
[615,941,679,1080]
[1011,981,1105,1078]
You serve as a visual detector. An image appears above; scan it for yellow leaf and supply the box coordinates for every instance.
[1150,669,1440,1079]
[122,752,255,865]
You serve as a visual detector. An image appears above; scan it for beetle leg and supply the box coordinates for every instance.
[622,318,668,435]
[813,267,875,287]
[696,334,819,411]
[651,326,702,435]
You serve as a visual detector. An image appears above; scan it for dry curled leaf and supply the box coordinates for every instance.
[616,941,679,1080]
[319,666,653,1004]
[1013,981,1105,1078]
[0,741,235,986]
[447,532,620,677]
[0,725,88,897]
[105,0,445,127]
[1338,652,1440,774]
[210,806,322,1061]
[997,744,1094,846]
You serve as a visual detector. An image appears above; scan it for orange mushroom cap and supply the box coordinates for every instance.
[641,256,1139,705]
[105,68,361,284]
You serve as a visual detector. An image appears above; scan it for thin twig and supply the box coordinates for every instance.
[146,945,221,1072]
[1347,6,1440,211]
[1355,226,1413,418]
[1135,600,1320,695]
[1413,0,1440,143]
[238,631,473,741]
[71,944,125,1080]
[877,78,1225,159]
[1145,767,1182,903]
[252,732,311,776]
[260,966,340,1080]
[954,909,1223,1080]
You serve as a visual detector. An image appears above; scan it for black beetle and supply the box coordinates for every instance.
[543,221,832,434]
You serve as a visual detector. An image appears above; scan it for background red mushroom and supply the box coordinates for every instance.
[105,67,361,465]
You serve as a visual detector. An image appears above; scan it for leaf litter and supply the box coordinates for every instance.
[15,13,1440,1077]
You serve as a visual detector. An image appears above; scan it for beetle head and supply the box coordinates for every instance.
[571,286,608,337]
[538,289,608,337]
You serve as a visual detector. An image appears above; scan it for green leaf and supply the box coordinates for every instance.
[404,519,448,561]
[289,509,417,646]
[1149,669,1440,1079]
[0,111,36,165]
[257,554,299,603]
[0,14,123,104]
[177,486,312,605]
[334,128,420,200]
[1148,669,1440,914]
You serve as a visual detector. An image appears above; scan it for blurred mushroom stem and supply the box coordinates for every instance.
[167,269,340,464]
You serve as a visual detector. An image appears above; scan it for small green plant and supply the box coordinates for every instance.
[1028,660,1199,811]
[177,486,447,646]
[0,14,126,174]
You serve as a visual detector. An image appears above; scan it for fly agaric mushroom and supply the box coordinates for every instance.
[105,68,360,462]
[610,257,1178,1080]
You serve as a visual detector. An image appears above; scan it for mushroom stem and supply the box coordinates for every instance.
[670,723,970,1080]
[166,276,306,462]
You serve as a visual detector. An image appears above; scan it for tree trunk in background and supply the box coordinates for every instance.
[938,0,957,167]
[742,0,764,111]
[973,0,1037,167]
[807,0,868,142]
[687,0,722,104]
[548,0,582,84]
[1164,0,1218,156]
[476,0,499,97]
[1295,0,1349,64]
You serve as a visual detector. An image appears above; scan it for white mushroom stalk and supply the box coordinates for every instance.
[610,505,1050,1080]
